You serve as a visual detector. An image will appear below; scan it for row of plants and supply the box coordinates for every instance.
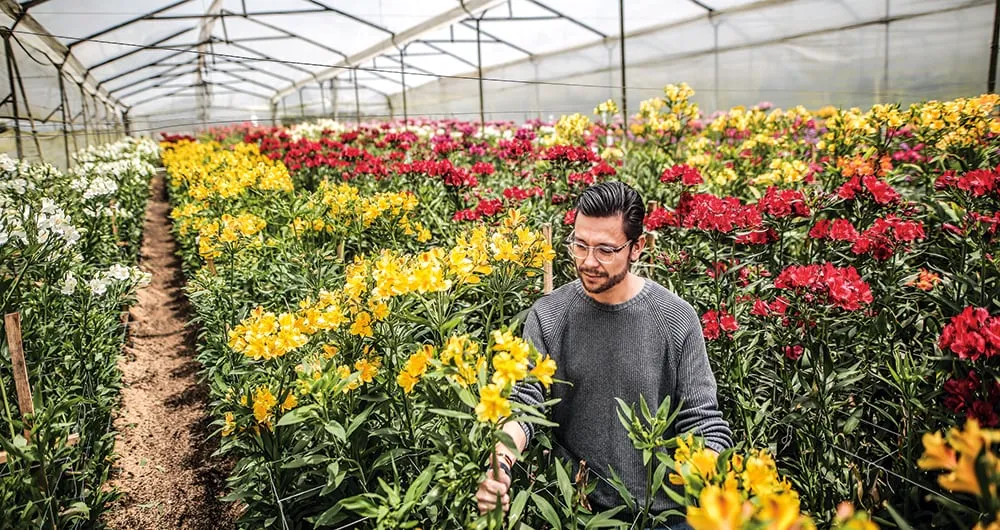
[0,138,158,528]
[168,85,999,529]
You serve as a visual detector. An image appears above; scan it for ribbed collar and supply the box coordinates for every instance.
[571,277,650,312]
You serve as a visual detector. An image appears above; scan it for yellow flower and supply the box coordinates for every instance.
[756,492,801,530]
[252,386,277,425]
[492,352,528,388]
[322,344,339,359]
[281,392,298,411]
[475,383,511,423]
[397,372,419,394]
[355,357,381,384]
[687,485,747,530]
[222,412,236,437]
[349,311,374,337]
[938,452,982,496]
[917,431,957,470]
[691,448,719,480]
[530,356,557,388]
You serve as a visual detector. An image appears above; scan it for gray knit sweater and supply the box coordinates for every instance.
[511,278,733,516]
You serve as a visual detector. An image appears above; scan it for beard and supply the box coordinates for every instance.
[576,263,629,294]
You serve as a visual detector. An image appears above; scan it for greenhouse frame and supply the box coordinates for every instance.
[0,0,998,167]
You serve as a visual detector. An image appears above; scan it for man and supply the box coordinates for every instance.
[476,181,732,529]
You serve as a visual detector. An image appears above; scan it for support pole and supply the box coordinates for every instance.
[618,0,628,121]
[298,87,305,118]
[78,83,90,148]
[353,68,361,126]
[331,80,339,121]
[8,41,43,162]
[712,18,720,112]
[270,100,277,126]
[319,81,327,116]
[3,31,23,158]
[400,48,408,125]
[990,0,999,92]
[475,18,485,134]
[123,109,131,136]
[57,64,70,168]
[5,312,34,440]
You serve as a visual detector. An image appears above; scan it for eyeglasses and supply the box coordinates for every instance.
[564,234,633,264]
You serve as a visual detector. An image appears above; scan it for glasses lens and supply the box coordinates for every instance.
[594,247,616,263]
[567,243,588,260]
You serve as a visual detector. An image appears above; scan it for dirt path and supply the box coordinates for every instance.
[103,173,236,530]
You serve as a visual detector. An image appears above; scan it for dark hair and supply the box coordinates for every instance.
[575,181,645,242]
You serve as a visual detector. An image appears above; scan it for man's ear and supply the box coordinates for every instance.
[631,234,646,261]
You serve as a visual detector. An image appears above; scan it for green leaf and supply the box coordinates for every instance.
[508,490,530,526]
[275,404,317,427]
[530,493,562,530]
[554,460,573,510]
[428,408,474,421]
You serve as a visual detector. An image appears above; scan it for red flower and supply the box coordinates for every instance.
[735,228,778,245]
[938,307,1000,361]
[829,219,860,242]
[661,164,704,186]
[471,162,496,176]
[774,263,872,311]
[757,187,810,218]
[474,198,504,218]
[563,208,577,225]
[809,219,830,239]
[676,193,762,233]
[783,345,804,361]
[862,175,901,205]
[541,144,600,165]
[751,299,770,317]
[644,207,676,231]
[702,309,738,340]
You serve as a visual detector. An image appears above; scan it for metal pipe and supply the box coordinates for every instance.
[319,81,327,116]
[476,18,485,133]
[58,64,70,166]
[353,68,361,126]
[618,0,628,121]
[78,83,90,148]
[990,0,999,92]
[399,48,407,124]
[299,88,305,117]
[123,109,131,136]
[3,32,22,158]
[8,42,43,161]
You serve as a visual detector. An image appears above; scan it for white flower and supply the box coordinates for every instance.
[0,154,17,173]
[61,271,78,295]
[88,276,110,297]
[108,263,131,281]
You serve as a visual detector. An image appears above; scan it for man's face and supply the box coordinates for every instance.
[571,214,642,295]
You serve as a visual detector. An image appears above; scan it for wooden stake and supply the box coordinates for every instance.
[337,239,345,263]
[109,198,119,240]
[541,223,554,294]
[206,256,217,275]
[4,312,33,441]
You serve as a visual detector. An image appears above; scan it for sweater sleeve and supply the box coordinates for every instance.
[510,306,547,446]
[672,305,733,453]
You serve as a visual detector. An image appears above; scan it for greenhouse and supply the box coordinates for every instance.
[1,0,999,529]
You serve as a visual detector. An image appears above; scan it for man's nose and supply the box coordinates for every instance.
[582,248,601,269]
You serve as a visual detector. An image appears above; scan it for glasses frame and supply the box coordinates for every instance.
[564,233,635,264]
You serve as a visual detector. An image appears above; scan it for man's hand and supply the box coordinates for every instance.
[476,464,511,514]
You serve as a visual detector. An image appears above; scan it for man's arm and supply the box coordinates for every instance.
[672,305,733,453]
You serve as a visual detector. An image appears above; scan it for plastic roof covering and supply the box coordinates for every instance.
[0,0,997,143]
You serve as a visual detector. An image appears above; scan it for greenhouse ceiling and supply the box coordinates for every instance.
[0,0,995,134]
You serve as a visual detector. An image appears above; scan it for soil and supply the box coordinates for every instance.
[102,174,238,530]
